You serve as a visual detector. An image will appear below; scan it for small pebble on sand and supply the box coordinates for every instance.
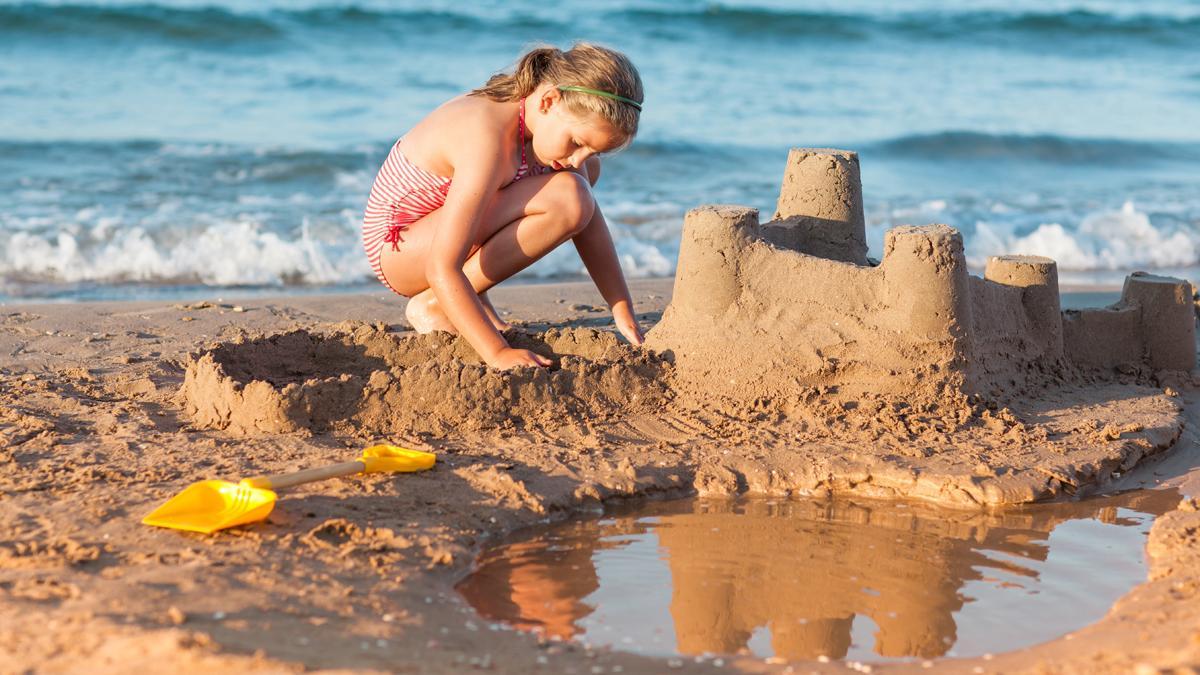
[166,606,186,625]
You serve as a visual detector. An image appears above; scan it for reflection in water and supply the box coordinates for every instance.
[457,488,1181,661]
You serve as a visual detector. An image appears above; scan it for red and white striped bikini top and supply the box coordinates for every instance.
[514,97,551,182]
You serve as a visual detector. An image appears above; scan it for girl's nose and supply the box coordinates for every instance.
[571,150,593,168]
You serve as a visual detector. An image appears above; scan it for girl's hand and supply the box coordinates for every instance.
[612,302,644,347]
[488,347,553,370]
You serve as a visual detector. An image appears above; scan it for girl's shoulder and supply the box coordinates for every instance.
[430,93,501,123]
[403,95,514,175]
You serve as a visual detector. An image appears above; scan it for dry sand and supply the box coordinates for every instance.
[2,278,1199,674]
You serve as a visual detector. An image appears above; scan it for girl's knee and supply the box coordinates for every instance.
[544,172,595,236]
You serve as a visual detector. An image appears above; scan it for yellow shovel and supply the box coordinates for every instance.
[142,444,436,534]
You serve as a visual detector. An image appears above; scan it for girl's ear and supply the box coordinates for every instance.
[538,85,561,113]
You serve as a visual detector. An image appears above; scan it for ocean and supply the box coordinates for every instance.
[3,0,1199,301]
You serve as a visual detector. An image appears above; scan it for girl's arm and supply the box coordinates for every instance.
[571,157,644,346]
[426,132,550,369]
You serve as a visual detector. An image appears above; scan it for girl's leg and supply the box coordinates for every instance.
[379,171,595,332]
[401,292,508,334]
[478,291,509,332]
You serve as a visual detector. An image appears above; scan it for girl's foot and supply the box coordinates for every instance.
[405,289,456,334]
[479,291,511,331]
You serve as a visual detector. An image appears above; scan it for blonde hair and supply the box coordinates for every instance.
[471,42,643,144]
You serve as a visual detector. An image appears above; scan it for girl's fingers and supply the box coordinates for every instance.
[618,319,644,346]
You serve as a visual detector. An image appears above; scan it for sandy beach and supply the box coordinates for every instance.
[2,276,1199,674]
[7,2,1200,670]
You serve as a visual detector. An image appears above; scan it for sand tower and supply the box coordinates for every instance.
[764,148,869,265]
[647,149,1195,405]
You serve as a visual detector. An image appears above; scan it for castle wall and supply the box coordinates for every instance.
[968,256,1066,393]
[1061,306,1142,370]
[1062,273,1195,372]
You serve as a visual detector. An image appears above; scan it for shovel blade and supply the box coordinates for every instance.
[142,480,277,534]
[360,444,437,473]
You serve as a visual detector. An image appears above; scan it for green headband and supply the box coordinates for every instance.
[557,85,643,110]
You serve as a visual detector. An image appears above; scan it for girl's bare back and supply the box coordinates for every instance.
[398,95,521,184]
[358,43,645,370]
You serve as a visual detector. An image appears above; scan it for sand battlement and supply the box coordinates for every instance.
[647,148,1196,403]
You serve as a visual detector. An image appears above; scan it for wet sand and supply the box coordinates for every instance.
[2,278,1199,673]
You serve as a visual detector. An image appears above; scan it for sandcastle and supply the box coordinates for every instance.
[646,148,1196,404]
[175,148,1193,507]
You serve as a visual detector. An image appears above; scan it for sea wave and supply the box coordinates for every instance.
[0,219,365,287]
[864,198,1200,272]
[0,3,286,45]
[9,203,1190,290]
[614,6,1200,46]
[966,201,1200,270]
[8,195,1193,291]
[864,132,1200,164]
[0,3,548,47]
[3,3,1198,50]
[6,133,1190,173]
[0,138,374,182]
[0,214,679,289]
[901,8,1200,44]
[4,136,1198,297]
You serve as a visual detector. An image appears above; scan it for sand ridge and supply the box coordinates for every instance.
[175,319,1185,508]
[181,322,671,436]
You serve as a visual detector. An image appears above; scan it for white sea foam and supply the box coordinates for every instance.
[0,219,370,286]
[521,199,686,278]
[0,203,685,288]
[526,217,681,280]
[967,201,1200,270]
[866,200,1200,271]
[5,195,1192,293]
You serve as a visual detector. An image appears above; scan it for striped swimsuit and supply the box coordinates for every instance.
[361,98,553,296]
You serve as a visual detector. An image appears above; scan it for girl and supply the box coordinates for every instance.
[362,43,645,370]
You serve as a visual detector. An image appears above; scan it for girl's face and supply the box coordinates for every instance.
[531,94,625,171]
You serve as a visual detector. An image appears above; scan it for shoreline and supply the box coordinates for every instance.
[0,276,1127,308]
[0,277,675,313]
[2,278,1198,673]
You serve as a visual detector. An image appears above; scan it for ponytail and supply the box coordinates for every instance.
[470,42,643,142]
[473,46,562,101]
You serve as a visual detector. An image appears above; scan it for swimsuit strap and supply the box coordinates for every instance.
[518,98,528,172]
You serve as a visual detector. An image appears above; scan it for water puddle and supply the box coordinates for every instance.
[458,488,1181,662]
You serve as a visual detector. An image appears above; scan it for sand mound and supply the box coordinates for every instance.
[181,322,670,435]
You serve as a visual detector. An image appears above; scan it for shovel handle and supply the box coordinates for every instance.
[243,460,366,491]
